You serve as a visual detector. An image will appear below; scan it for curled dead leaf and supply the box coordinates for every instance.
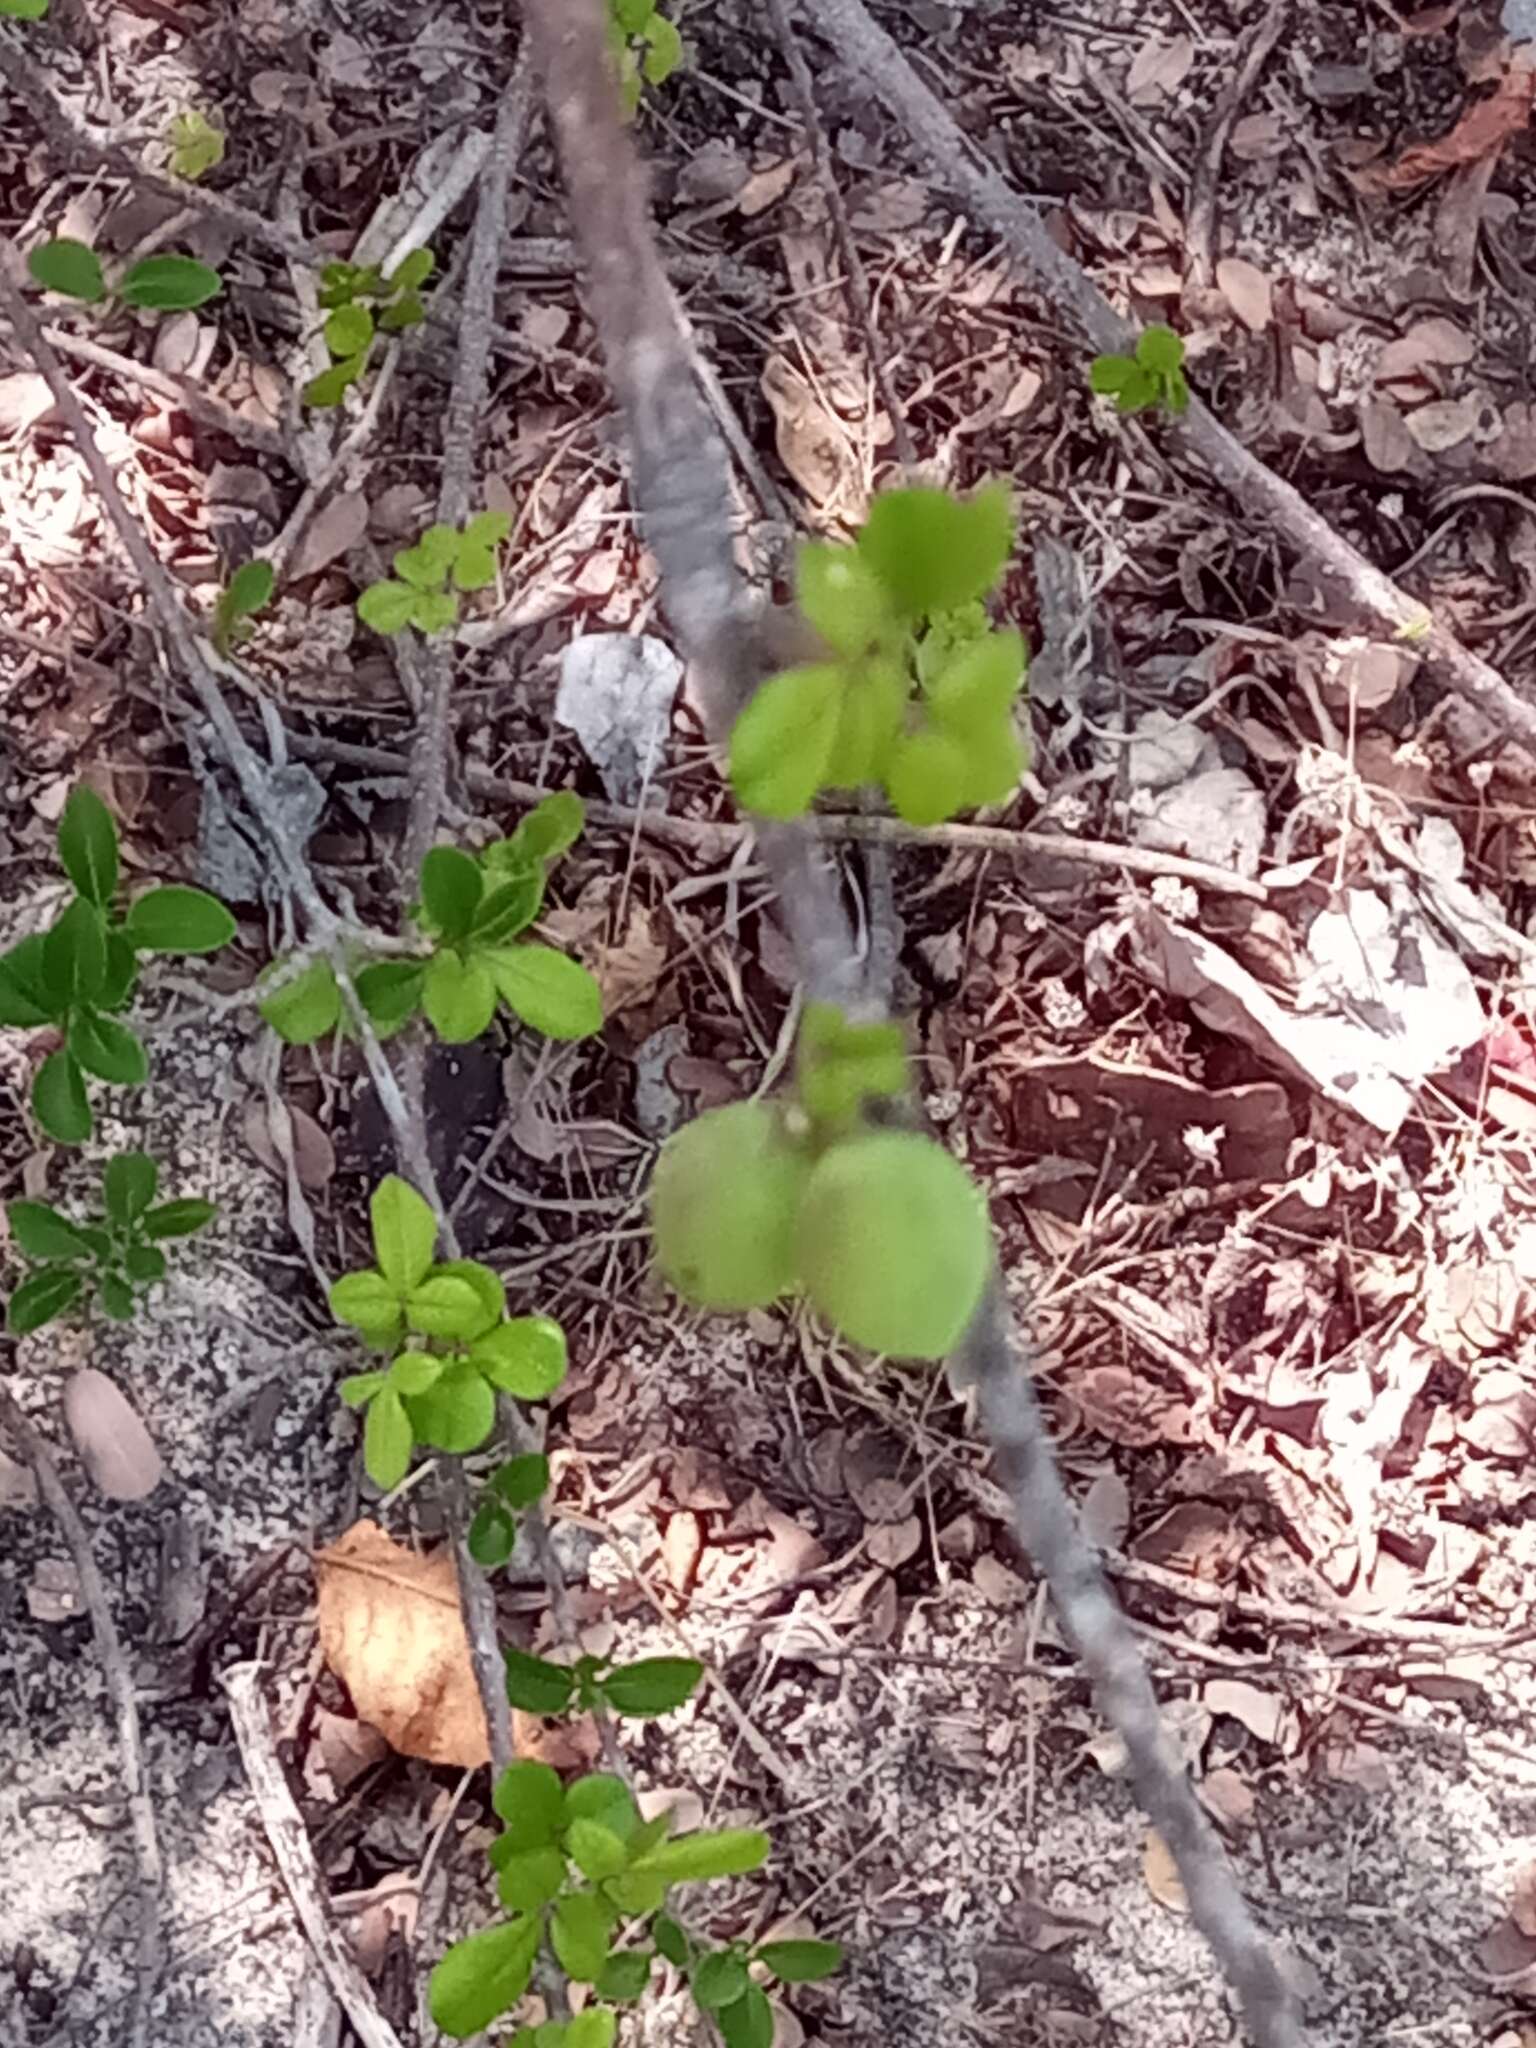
[243,1096,336,1189]
[1142,1828,1189,1914]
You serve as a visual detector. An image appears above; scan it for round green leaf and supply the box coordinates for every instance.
[1089,353,1136,395]
[642,11,683,84]
[824,656,905,790]
[472,1316,567,1399]
[650,1101,808,1311]
[324,303,374,358]
[394,524,459,588]
[363,1386,413,1491]
[955,716,1026,809]
[339,1370,386,1409]
[490,1451,549,1509]
[57,785,119,907]
[429,1914,541,2039]
[567,2004,619,2047]
[504,1646,578,1715]
[562,1773,637,1830]
[495,1844,566,1912]
[692,1953,749,2012]
[551,1890,616,1984]
[404,1274,488,1340]
[411,588,459,634]
[597,1950,652,2002]
[353,959,424,1034]
[43,897,107,1008]
[387,247,435,292]
[884,727,970,827]
[7,1200,94,1261]
[795,542,893,658]
[430,1259,505,1336]
[469,868,545,945]
[600,1657,703,1719]
[403,1360,495,1452]
[259,958,341,1045]
[370,1174,438,1291]
[328,1268,404,1344]
[754,1938,843,1983]
[423,948,497,1043]
[487,945,603,1041]
[105,1150,158,1226]
[225,558,275,619]
[857,482,1013,617]
[504,791,585,864]
[139,1197,216,1241]
[387,1350,444,1396]
[33,1049,91,1145]
[29,237,105,302]
[68,1007,147,1085]
[419,846,483,942]
[717,1980,774,2048]
[304,358,364,409]
[118,254,223,310]
[1137,322,1184,374]
[0,0,52,20]
[451,542,498,593]
[124,885,235,955]
[122,1242,167,1285]
[925,628,1026,737]
[6,1265,84,1334]
[356,579,417,634]
[468,1499,517,1569]
[797,1130,989,1359]
[728,663,842,820]
[567,1817,629,1882]
[1112,363,1158,413]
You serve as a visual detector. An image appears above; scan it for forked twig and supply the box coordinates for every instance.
[516,5,1302,2044]
[0,1383,164,2048]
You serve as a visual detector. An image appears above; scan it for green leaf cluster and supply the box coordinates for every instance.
[1089,324,1190,416]
[5,1151,215,1334]
[28,238,222,312]
[607,0,684,116]
[729,483,1026,828]
[650,1005,989,1359]
[432,1753,835,2041]
[167,110,225,182]
[259,797,602,1051]
[331,1177,569,1492]
[467,1452,551,1568]
[305,248,435,408]
[355,510,509,637]
[0,0,50,19]
[211,558,275,656]
[0,787,235,1144]
[504,1649,703,1721]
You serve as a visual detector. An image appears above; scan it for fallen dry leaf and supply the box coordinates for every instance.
[1216,256,1274,332]
[1143,1829,1189,1914]
[63,1369,162,1501]
[243,1096,336,1189]
[1349,53,1536,195]
[304,1708,391,1801]
[1125,33,1194,103]
[867,1515,922,1569]
[1199,1765,1256,1829]
[1204,1678,1295,1750]
[513,1707,603,1772]
[315,1520,489,1767]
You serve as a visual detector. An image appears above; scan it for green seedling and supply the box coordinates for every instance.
[729,483,1027,829]
[331,1176,569,1491]
[467,1451,552,1568]
[651,1003,989,1359]
[305,247,435,407]
[1089,323,1190,416]
[5,1152,215,1334]
[0,0,49,16]
[356,510,511,637]
[430,1746,841,2042]
[0,787,235,1144]
[28,237,223,312]
[607,0,684,116]
[211,559,275,656]
[167,110,225,182]
[258,795,601,1050]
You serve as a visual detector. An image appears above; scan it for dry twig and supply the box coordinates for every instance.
[0,1383,164,2048]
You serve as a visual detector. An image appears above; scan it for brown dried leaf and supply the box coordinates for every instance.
[1375,315,1477,379]
[1198,1765,1256,1828]
[289,489,368,582]
[1348,56,1536,195]
[867,1515,922,1569]
[1216,256,1274,332]
[243,1096,336,1190]
[1142,1829,1189,1914]
[1133,1502,1244,1581]
[303,1708,391,1801]
[1125,34,1195,103]
[1070,1365,1195,1449]
[1080,1472,1129,1552]
[63,1369,162,1501]
[512,1708,603,1772]
[315,1520,489,1768]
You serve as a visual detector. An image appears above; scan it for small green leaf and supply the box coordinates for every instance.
[755,1939,843,1983]
[692,1953,749,2012]
[6,1266,84,1334]
[857,482,1013,617]
[370,1175,438,1292]
[429,1914,541,2039]
[339,1370,387,1408]
[1136,322,1184,374]
[568,1817,629,1882]
[563,1773,637,1832]
[57,786,119,907]
[795,541,892,659]
[631,1828,769,1883]
[7,1201,94,1262]
[566,2009,618,2048]
[642,10,683,83]
[404,1274,487,1340]
[404,1359,495,1452]
[410,588,459,634]
[1089,352,1136,395]
[122,1242,167,1285]
[104,1151,158,1228]
[468,1499,517,1568]
[68,1007,148,1085]
[168,109,225,181]
[305,357,364,409]
[378,290,425,332]
[259,958,341,1045]
[98,930,137,1013]
[505,791,585,864]
[353,959,424,1033]
[1112,363,1159,413]
[124,885,235,955]
[491,1451,549,1510]
[0,0,51,20]
[650,1101,808,1311]
[614,0,654,31]
[600,1657,703,1719]
[394,524,459,589]
[119,254,223,310]
[493,1758,564,1841]
[884,727,970,828]
[419,846,484,942]
[462,509,512,550]
[597,1950,652,2002]
[495,1844,566,1912]
[925,627,1026,739]
[387,1351,444,1396]
[98,1272,135,1321]
[422,948,497,1043]
[356,579,416,634]
[471,1316,567,1399]
[329,1269,403,1344]
[728,663,843,819]
[324,303,374,358]
[824,656,906,790]
[0,935,58,1026]
[1165,365,1191,415]
[29,237,105,302]
[364,1385,413,1490]
[140,1198,216,1240]
[468,868,545,946]
[387,247,435,292]
[717,1981,774,2048]
[43,897,107,1009]
[429,1260,505,1335]
[213,558,275,653]
[451,543,499,593]
[551,1890,616,1984]
[486,945,603,1041]
[655,1915,690,1966]
[33,1049,91,1144]
[504,1647,577,1715]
